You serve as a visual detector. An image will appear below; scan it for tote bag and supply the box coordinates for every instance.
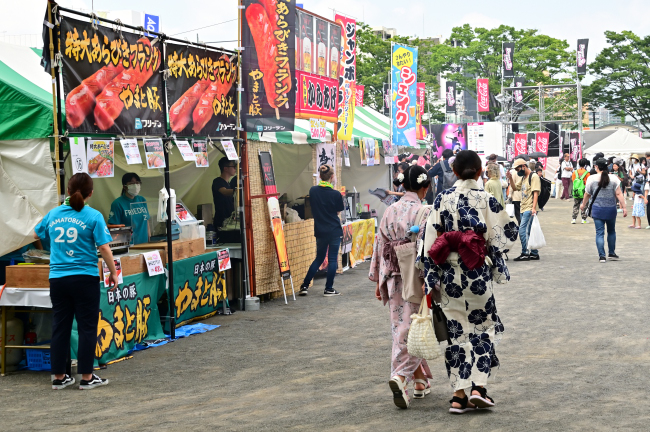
[395,206,431,303]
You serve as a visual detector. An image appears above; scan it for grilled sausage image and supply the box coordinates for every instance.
[66,64,125,128]
[191,55,236,134]
[169,79,211,133]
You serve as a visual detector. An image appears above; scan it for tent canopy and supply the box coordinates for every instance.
[583,129,650,160]
[247,105,428,148]
[0,42,62,140]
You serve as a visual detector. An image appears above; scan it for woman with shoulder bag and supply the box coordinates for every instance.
[369,165,433,409]
[421,151,519,414]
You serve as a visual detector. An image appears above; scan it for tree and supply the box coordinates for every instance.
[423,25,575,122]
[584,31,650,133]
[355,23,441,122]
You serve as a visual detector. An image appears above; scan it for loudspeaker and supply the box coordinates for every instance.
[511,123,519,133]
[544,123,560,157]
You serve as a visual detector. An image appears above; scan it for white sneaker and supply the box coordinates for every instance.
[582,219,588,224]
[571,219,576,224]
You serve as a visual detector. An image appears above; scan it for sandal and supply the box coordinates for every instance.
[449,395,475,414]
[412,379,431,399]
[469,385,495,408]
[388,376,410,409]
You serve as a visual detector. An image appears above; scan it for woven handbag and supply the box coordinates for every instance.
[407,301,442,360]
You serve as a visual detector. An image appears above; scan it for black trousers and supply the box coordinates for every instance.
[49,275,100,375]
[514,201,521,224]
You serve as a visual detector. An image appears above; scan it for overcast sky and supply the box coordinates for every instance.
[4,0,650,75]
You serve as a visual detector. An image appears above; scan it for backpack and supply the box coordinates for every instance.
[442,160,458,190]
[572,170,589,199]
[529,173,552,210]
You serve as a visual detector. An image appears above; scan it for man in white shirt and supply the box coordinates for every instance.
[560,153,574,200]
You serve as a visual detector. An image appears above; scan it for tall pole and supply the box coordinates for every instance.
[47,1,62,203]
[163,143,176,339]
[577,65,583,159]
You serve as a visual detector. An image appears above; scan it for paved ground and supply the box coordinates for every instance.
[1,198,649,431]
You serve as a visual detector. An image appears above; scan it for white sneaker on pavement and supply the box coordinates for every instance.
[571,219,576,224]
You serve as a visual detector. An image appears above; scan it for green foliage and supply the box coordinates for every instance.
[584,30,650,133]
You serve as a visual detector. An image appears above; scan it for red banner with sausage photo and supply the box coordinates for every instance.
[242,0,296,133]
[59,17,165,136]
[165,43,238,137]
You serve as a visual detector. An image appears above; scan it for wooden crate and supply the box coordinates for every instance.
[130,238,205,261]
[5,265,50,288]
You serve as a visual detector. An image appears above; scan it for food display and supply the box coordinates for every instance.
[86,140,114,178]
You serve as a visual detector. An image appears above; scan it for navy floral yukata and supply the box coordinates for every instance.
[420,179,518,391]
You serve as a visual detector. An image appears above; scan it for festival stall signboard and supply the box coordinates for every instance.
[430,124,467,158]
[536,132,550,169]
[60,17,165,136]
[166,43,238,137]
[514,133,527,157]
[242,0,296,132]
[296,72,338,122]
[314,17,329,77]
[335,14,356,140]
[391,43,419,147]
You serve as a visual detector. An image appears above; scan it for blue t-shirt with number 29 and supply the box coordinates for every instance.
[35,204,113,279]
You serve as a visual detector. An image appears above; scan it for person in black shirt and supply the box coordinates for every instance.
[212,157,237,231]
[299,165,345,297]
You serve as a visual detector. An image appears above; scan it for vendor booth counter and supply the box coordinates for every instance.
[0,238,233,375]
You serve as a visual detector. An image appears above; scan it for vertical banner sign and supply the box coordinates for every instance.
[335,15,356,140]
[527,132,537,155]
[416,82,426,139]
[329,22,341,80]
[259,151,277,195]
[242,0,295,132]
[506,133,515,161]
[391,43,419,147]
[570,132,582,161]
[476,78,490,112]
[166,44,238,137]
[70,137,87,174]
[299,11,314,73]
[535,132,550,169]
[316,143,337,186]
[383,82,391,116]
[513,77,525,110]
[59,17,165,136]
[268,197,291,279]
[314,17,329,76]
[355,84,365,107]
[514,133,527,157]
[502,42,515,79]
[445,81,456,114]
[577,39,589,75]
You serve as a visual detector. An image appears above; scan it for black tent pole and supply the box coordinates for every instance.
[163,139,176,340]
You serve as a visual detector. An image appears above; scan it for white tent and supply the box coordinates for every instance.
[584,129,650,160]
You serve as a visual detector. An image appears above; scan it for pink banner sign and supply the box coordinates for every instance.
[477,78,489,112]
[514,133,527,157]
[536,132,550,169]
[354,84,364,107]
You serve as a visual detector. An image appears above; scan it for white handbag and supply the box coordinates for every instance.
[407,301,442,361]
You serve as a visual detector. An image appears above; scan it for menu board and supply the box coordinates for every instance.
[299,12,314,74]
[467,122,485,154]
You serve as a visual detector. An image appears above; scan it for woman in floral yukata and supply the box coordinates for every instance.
[421,150,518,414]
[369,165,433,409]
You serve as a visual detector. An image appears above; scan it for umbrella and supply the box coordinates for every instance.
[495,156,508,162]
[527,152,548,159]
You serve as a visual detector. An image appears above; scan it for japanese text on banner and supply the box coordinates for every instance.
[391,43,418,147]
[335,15,356,140]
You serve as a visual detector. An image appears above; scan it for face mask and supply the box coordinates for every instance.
[127,184,141,196]
[517,168,526,177]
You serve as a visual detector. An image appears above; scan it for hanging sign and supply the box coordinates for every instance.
[570,132,582,161]
[218,249,232,271]
[383,82,390,116]
[502,42,515,78]
[445,81,456,114]
[102,258,123,287]
[242,0,296,132]
[506,133,515,161]
[259,151,278,195]
[335,14,356,140]
[577,39,589,75]
[296,71,338,122]
[527,132,537,155]
[175,140,195,162]
[329,22,341,80]
[70,136,87,174]
[355,84,364,107]
[383,139,397,164]
[342,140,350,166]
[309,118,327,140]
[268,197,291,279]
[221,140,238,161]
[87,140,114,178]
[416,82,426,139]
[166,43,238,137]
[60,17,164,136]
[193,140,209,167]
[316,143,337,186]
[536,132,550,169]
[514,133,527,157]
[476,78,490,112]
[513,77,525,111]
[143,251,164,276]
[120,138,142,165]
[391,43,419,147]
[144,138,165,169]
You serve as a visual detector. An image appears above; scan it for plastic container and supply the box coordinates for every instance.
[26,343,51,371]
[0,311,24,369]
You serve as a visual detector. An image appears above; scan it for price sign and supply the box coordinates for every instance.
[102,258,123,287]
[143,251,165,276]
[221,140,238,161]
[218,249,231,271]
[309,118,327,141]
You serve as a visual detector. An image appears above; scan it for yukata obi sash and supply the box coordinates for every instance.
[428,230,492,269]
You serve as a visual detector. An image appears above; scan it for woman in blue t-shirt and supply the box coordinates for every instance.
[107,173,150,245]
[34,173,119,390]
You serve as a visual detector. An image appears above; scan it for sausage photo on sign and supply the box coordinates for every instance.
[246,0,292,118]
[65,63,125,128]
[192,55,236,134]
[94,38,161,131]
[169,79,211,133]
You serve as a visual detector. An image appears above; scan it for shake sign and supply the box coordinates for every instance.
[477,78,489,112]
[391,43,418,147]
